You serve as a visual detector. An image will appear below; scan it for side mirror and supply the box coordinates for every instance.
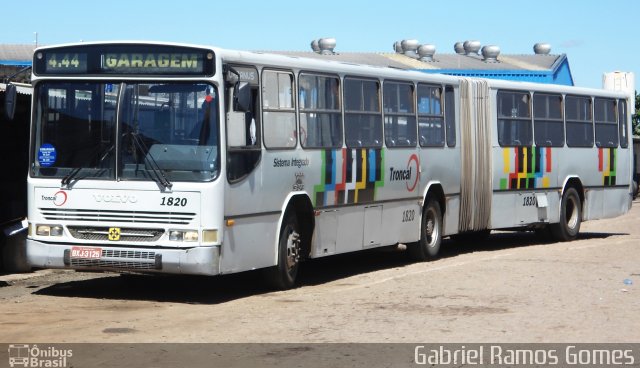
[4,83,17,121]
[233,82,251,112]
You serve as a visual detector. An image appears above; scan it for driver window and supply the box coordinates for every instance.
[226,64,262,182]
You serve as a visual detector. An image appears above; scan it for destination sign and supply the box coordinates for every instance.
[45,53,88,73]
[101,53,202,74]
[34,44,215,76]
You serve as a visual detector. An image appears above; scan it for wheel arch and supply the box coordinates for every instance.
[407,181,445,261]
[274,192,315,265]
[422,181,446,216]
[561,176,585,212]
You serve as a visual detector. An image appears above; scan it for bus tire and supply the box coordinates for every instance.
[408,199,443,261]
[266,211,301,290]
[550,187,581,241]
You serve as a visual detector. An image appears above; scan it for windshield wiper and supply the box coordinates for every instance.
[60,144,115,188]
[128,132,173,190]
[60,167,82,188]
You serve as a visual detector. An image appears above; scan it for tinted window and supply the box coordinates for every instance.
[497,91,532,146]
[445,85,456,147]
[384,81,416,147]
[618,99,629,148]
[565,95,593,147]
[417,84,444,147]
[299,73,342,148]
[33,82,220,182]
[594,98,618,148]
[344,77,382,148]
[533,93,564,147]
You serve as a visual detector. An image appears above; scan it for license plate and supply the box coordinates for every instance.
[70,246,102,259]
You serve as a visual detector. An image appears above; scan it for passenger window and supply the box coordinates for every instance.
[417,84,444,147]
[344,77,382,148]
[298,73,342,148]
[533,93,564,147]
[497,91,532,146]
[618,100,629,148]
[565,95,593,147]
[445,85,456,147]
[594,98,618,148]
[262,70,296,149]
[384,81,416,147]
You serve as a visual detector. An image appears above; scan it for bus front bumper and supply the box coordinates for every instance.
[26,239,220,275]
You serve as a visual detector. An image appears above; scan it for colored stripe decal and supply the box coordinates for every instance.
[502,146,552,190]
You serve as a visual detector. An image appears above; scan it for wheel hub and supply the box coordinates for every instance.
[286,230,301,270]
[424,211,437,247]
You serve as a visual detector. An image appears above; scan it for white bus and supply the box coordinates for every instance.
[23,42,633,289]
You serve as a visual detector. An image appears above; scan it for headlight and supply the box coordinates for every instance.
[36,224,63,236]
[183,230,199,242]
[169,230,198,242]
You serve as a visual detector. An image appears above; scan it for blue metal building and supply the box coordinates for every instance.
[274,39,575,86]
[0,44,33,67]
[2,41,575,86]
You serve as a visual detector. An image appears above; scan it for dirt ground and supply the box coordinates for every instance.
[1,199,639,343]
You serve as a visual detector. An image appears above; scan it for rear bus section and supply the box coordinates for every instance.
[487,82,632,238]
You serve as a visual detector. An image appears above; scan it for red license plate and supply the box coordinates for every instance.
[70,246,102,259]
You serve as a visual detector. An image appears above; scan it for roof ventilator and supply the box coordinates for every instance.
[481,45,500,63]
[311,38,337,55]
[418,44,436,62]
[393,40,436,61]
[454,42,465,54]
[462,40,481,56]
[533,43,551,55]
[310,39,320,53]
[393,41,403,53]
[400,39,420,59]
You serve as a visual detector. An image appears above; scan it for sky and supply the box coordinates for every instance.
[2,0,637,89]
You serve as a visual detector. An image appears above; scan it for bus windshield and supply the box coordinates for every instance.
[32,81,219,183]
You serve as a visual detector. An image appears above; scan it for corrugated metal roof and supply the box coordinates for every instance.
[0,43,570,85]
[0,43,562,71]
[267,50,562,72]
[0,44,35,63]
[262,50,413,69]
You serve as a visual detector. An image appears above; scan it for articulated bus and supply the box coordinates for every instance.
[24,42,633,289]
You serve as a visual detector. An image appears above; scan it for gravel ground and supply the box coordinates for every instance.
[1,199,638,343]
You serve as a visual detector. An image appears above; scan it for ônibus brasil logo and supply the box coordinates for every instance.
[40,191,68,207]
[7,344,72,368]
[389,154,420,192]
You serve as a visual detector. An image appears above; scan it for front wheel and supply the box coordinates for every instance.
[265,212,301,290]
[550,187,581,241]
[408,199,443,261]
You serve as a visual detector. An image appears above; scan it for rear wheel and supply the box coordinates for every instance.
[408,199,443,261]
[550,187,581,241]
[266,212,301,290]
